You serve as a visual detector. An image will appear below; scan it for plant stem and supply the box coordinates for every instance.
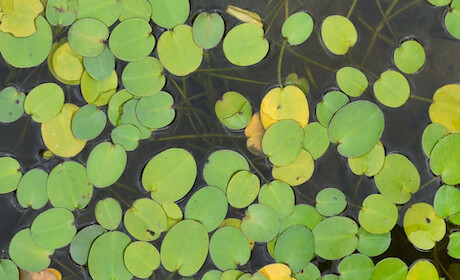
[347,0,359,18]
[278,39,288,87]
[199,72,270,85]
[282,45,336,72]
[155,133,246,141]
[409,94,433,103]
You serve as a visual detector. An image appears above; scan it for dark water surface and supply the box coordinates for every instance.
[0,0,459,279]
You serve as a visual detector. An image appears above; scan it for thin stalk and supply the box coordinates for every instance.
[283,46,336,72]
[409,94,433,103]
[347,0,359,18]
[155,133,246,141]
[278,39,288,87]
[199,72,270,85]
[376,0,397,41]
[114,182,138,193]
[356,17,394,45]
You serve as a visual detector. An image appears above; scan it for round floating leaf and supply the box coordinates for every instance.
[87,142,127,188]
[427,0,451,5]
[142,148,197,203]
[124,198,167,241]
[262,119,304,166]
[88,231,133,280]
[245,112,265,156]
[41,103,87,157]
[158,24,203,76]
[315,188,347,216]
[357,227,391,257]
[316,91,349,127]
[274,225,315,273]
[272,149,314,186]
[25,83,64,123]
[111,124,141,151]
[258,180,294,219]
[123,241,160,278]
[241,204,280,242]
[280,204,323,232]
[162,202,183,230]
[203,150,249,192]
[348,141,385,177]
[282,12,314,45]
[202,270,222,280]
[109,18,155,62]
[359,194,397,234]
[338,254,374,280]
[70,225,106,266]
[336,67,368,97]
[46,0,77,26]
[321,15,357,55]
[185,186,228,232]
[108,89,134,126]
[0,259,18,280]
[0,16,52,68]
[81,70,118,106]
[0,0,43,37]
[430,133,460,184]
[321,275,339,280]
[48,42,84,85]
[161,220,209,276]
[136,91,175,129]
[9,229,54,272]
[192,12,225,49]
[76,0,122,27]
[393,40,426,74]
[119,0,152,21]
[120,99,152,139]
[374,70,410,108]
[258,263,293,280]
[429,84,460,132]
[83,46,115,81]
[239,272,268,280]
[285,73,310,95]
[422,123,449,158]
[71,104,107,140]
[31,208,76,249]
[328,100,384,157]
[313,216,358,260]
[68,18,109,57]
[448,232,460,259]
[260,85,310,129]
[404,203,446,250]
[407,260,438,280]
[149,0,189,29]
[227,170,260,209]
[433,185,460,219]
[371,258,407,280]
[223,23,269,66]
[215,91,252,130]
[302,122,330,160]
[374,153,420,204]
[295,263,320,280]
[445,1,460,39]
[47,161,93,210]
[0,156,22,194]
[17,168,48,209]
[0,87,25,123]
[95,197,122,230]
[122,56,166,96]
[221,270,244,280]
[209,226,250,271]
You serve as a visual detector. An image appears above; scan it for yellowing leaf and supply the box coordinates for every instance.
[429,84,460,132]
[245,112,265,156]
[19,268,58,280]
[41,103,87,158]
[0,0,44,37]
[260,85,309,129]
[48,42,84,85]
[258,263,294,280]
[226,5,263,27]
[219,218,255,250]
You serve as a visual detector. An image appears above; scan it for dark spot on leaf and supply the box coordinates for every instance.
[426,217,431,223]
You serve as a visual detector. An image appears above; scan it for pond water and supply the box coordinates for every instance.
[0,0,458,279]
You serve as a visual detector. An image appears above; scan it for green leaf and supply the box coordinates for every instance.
[123,241,160,278]
[445,0,460,39]
[421,123,450,158]
[371,258,407,280]
[70,225,106,266]
[280,204,323,233]
[24,83,64,123]
[227,170,260,209]
[122,56,166,96]
[430,133,460,185]
[358,194,398,234]
[282,12,314,45]
[433,185,460,219]
[316,91,349,127]
[68,18,109,57]
[9,229,54,272]
[111,124,141,151]
[95,197,122,230]
[357,227,391,257]
[87,142,127,188]
[0,259,18,280]
[124,198,167,241]
[46,0,77,26]
[302,122,330,160]
[373,70,410,108]
[258,180,295,219]
[76,0,122,27]
[71,104,107,140]
[136,91,175,129]
[407,259,439,280]
[120,99,152,139]
[192,12,225,49]
[321,15,357,55]
[338,254,374,280]
[241,204,280,242]
[119,0,152,22]
[16,168,48,209]
[315,188,347,216]
[448,232,460,259]
[348,141,385,177]
[0,87,25,123]
[0,156,22,194]
[215,91,253,130]
[80,70,118,106]
[83,46,115,81]
[336,67,368,97]
[148,0,190,29]
[209,226,250,271]
[202,270,222,280]
[107,89,134,126]
[393,40,426,74]
[30,208,76,249]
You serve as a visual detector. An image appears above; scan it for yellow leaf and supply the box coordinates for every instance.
[19,268,58,280]
[245,112,265,156]
[48,42,84,85]
[407,260,439,280]
[41,103,87,158]
[272,149,314,186]
[258,263,294,280]
[429,84,460,133]
[226,5,263,27]
[260,85,309,129]
[0,0,44,37]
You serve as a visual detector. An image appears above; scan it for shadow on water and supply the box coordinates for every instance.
[0,0,459,279]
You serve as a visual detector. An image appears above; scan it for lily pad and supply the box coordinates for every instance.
[83,46,115,81]
[445,0,460,39]
[124,198,167,241]
[192,12,225,49]
[122,56,166,96]
[239,273,269,280]
[202,270,222,280]
[0,87,25,123]
[321,15,357,55]
[245,112,265,156]
[157,24,203,76]
[312,216,358,260]
[215,91,252,130]
[9,229,54,272]
[81,70,118,106]
[348,141,385,177]
[16,168,48,209]
[30,208,76,249]
[357,227,391,257]
[223,23,269,66]
[430,133,460,185]
[108,89,134,126]
[272,149,314,186]
[149,0,190,29]
[302,122,330,160]
[282,12,314,45]
[336,67,368,97]
[328,100,384,158]
[280,204,323,232]
[142,148,197,203]
[427,0,451,5]
[393,40,426,74]
[76,0,122,27]
[0,259,18,280]
[406,260,438,280]
[70,225,106,266]
[358,194,397,234]
[371,258,407,280]
[87,142,127,188]
[421,123,450,158]
[429,84,460,132]
[209,226,250,271]
[403,203,446,250]
[25,83,64,123]
[258,180,295,219]
[136,91,175,129]
[433,185,460,219]
[46,0,77,26]
[316,91,349,127]
[227,170,260,209]
[48,42,84,85]
[221,270,244,280]
[120,99,152,139]
[373,70,410,108]
[123,241,160,278]
[111,124,141,151]
[0,0,43,37]
[315,188,347,216]
[258,263,293,280]
[374,153,420,204]
[95,197,122,230]
[71,104,107,140]
[0,157,22,194]
[160,220,209,276]
[338,254,374,280]
[241,204,280,242]
[448,232,460,259]
[68,18,109,57]
[119,0,152,21]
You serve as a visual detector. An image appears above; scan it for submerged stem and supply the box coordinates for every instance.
[347,0,359,18]
[155,133,246,141]
[409,94,433,104]
[278,39,288,87]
